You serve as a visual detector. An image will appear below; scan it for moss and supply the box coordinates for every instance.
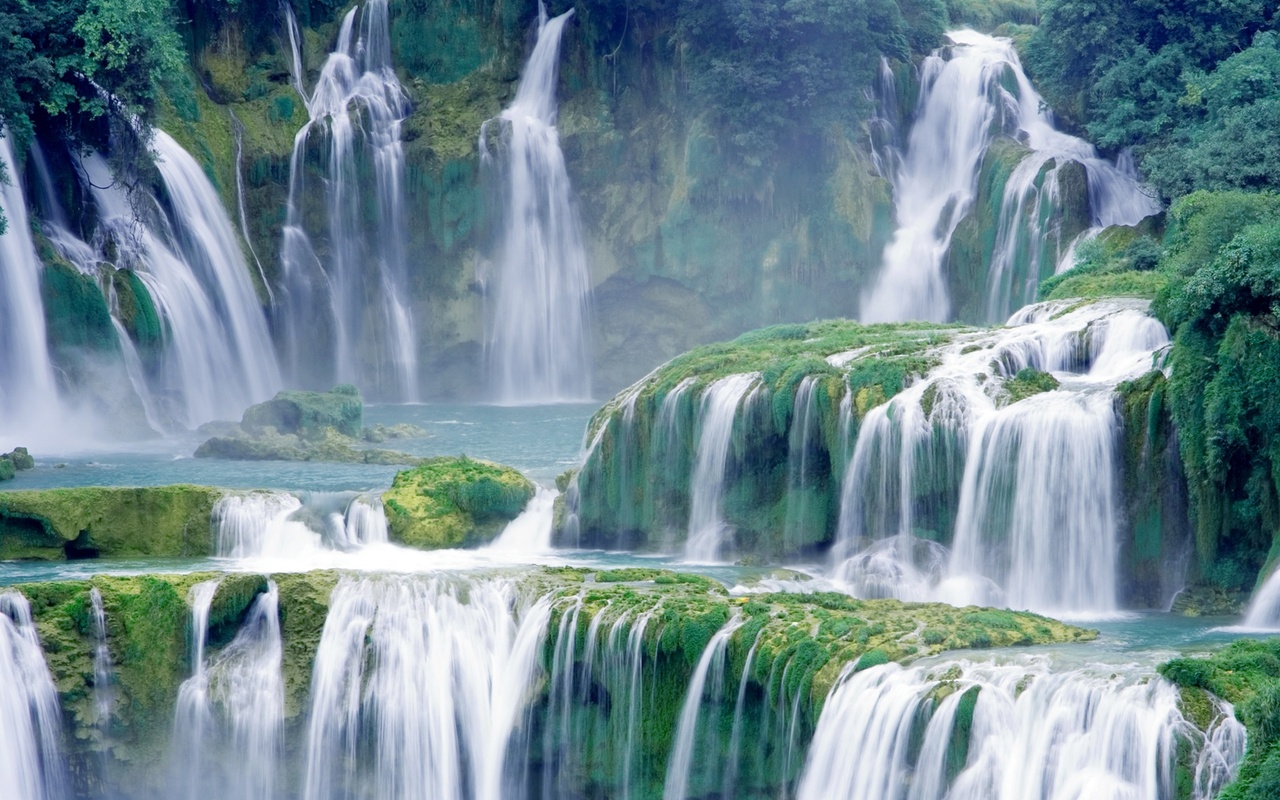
[382,456,535,549]
[1000,367,1060,405]
[241,385,364,437]
[194,426,422,465]
[0,486,221,560]
[1042,270,1168,301]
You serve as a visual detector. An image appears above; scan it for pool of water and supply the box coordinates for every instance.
[0,403,595,492]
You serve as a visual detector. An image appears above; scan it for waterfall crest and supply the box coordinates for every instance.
[482,2,593,403]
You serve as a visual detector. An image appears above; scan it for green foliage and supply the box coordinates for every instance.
[382,456,535,549]
[1000,368,1059,405]
[1038,227,1167,302]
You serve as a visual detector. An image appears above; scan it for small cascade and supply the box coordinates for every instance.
[278,0,419,400]
[1241,567,1280,629]
[488,485,558,553]
[861,30,1159,324]
[88,589,115,724]
[302,575,551,800]
[783,376,824,552]
[213,491,394,558]
[171,580,220,800]
[0,592,67,800]
[230,111,271,303]
[685,374,761,562]
[798,656,1237,800]
[664,617,743,800]
[205,584,284,800]
[482,1,593,403]
[0,133,62,443]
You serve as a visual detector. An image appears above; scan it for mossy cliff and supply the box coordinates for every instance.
[382,456,536,548]
[10,566,1090,797]
[0,486,221,560]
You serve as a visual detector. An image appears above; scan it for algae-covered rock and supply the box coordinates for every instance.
[241,384,363,437]
[999,368,1060,405]
[0,459,14,482]
[0,486,220,559]
[3,447,35,470]
[195,426,422,465]
[363,423,429,443]
[382,456,535,549]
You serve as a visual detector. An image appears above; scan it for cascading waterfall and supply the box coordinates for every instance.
[76,132,280,429]
[1240,567,1280,629]
[488,485,558,553]
[0,592,67,800]
[0,133,62,443]
[301,575,551,800]
[830,299,1170,616]
[230,111,272,303]
[213,491,391,558]
[481,2,593,404]
[861,30,1159,324]
[685,374,761,562]
[798,656,1242,800]
[278,0,419,401]
[783,376,824,552]
[171,580,220,800]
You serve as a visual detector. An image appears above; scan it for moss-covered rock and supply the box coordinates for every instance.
[0,486,220,560]
[240,384,363,437]
[194,426,422,465]
[382,456,535,549]
[4,447,35,470]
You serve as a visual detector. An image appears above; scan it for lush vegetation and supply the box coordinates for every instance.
[382,456,535,549]
[1026,0,1280,199]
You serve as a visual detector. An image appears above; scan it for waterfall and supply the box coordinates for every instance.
[685,374,762,561]
[213,491,394,558]
[861,30,1159,324]
[171,580,220,800]
[1241,567,1280,629]
[88,589,116,724]
[798,656,1236,800]
[301,575,551,800]
[829,299,1169,616]
[783,376,824,552]
[0,592,67,800]
[279,0,419,401]
[230,111,272,303]
[488,485,557,553]
[664,617,744,800]
[0,133,62,443]
[482,1,593,403]
[77,133,281,429]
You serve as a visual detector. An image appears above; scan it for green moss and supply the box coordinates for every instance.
[195,426,422,465]
[0,486,221,560]
[1000,368,1060,405]
[382,456,535,549]
[241,385,364,437]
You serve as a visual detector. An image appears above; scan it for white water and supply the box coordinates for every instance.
[685,374,761,562]
[783,376,823,550]
[861,31,1159,324]
[482,2,593,403]
[799,656,1236,800]
[279,0,419,400]
[0,592,67,800]
[301,575,551,800]
[664,617,743,800]
[213,490,395,558]
[1241,566,1280,629]
[78,134,280,429]
[488,485,557,553]
[0,134,62,446]
[831,299,1169,616]
[88,589,115,724]
[171,580,220,800]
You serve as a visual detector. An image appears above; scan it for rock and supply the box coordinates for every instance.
[2,447,35,470]
[382,456,536,549]
[0,459,14,482]
[194,426,422,465]
[363,423,429,443]
[0,486,222,560]
[241,384,363,438]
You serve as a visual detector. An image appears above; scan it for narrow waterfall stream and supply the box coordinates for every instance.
[685,374,762,562]
[482,1,593,403]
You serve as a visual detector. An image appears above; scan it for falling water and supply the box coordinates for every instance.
[302,575,551,800]
[0,133,62,443]
[171,580,220,800]
[279,0,419,400]
[798,656,1237,800]
[1241,567,1280,629]
[0,592,67,800]
[213,491,393,558]
[783,376,825,552]
[664,617,743,800]
[685,374,761,562]
[488,485,558,553]
[88,589,115,724]
[861,31,1159,324]
[78,133,280,429]
[482,2,593,403]
[230,111,272,303]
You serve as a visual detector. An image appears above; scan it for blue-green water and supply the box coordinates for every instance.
[0,403,595,492]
